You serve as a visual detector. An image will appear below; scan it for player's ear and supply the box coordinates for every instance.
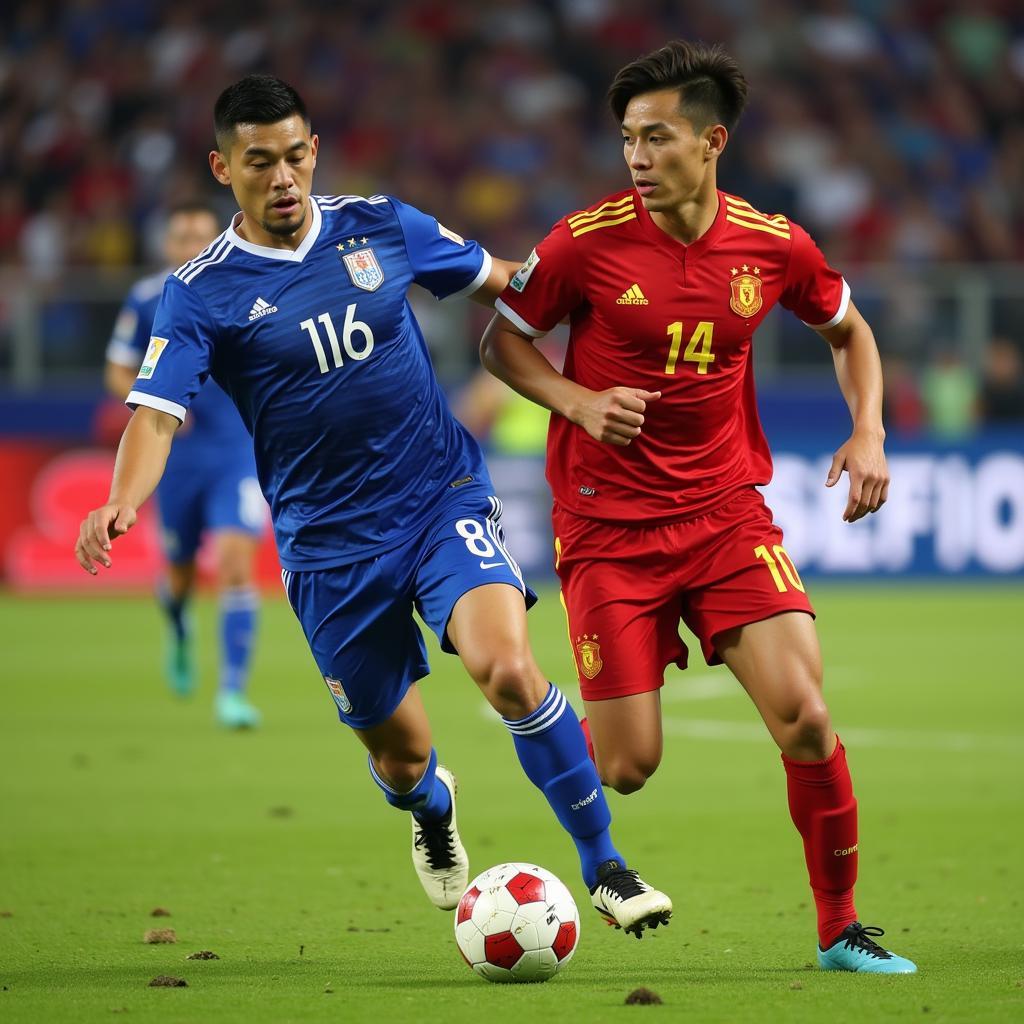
[309,133,319,168]
[705,124,728,161]
[209,149,231,186]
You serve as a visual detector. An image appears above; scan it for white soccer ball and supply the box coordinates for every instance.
[454,862,580,983]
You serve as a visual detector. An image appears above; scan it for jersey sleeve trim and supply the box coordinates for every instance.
[444,250,492,301]
[801,279,851,329]
[126,390,186,424]
[105,341,141,368]
[494,297,546,338]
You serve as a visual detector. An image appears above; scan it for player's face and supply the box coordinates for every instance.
[621,88,723,212]
[210,115,319,245]
[163,211,220,267]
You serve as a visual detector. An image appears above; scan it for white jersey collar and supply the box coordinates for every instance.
[227,197,322,262]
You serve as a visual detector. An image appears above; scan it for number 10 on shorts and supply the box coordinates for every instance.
[754,544,805,593]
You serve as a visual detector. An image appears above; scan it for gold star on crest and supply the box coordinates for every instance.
[741,263,750,272]
[730,267,738,276]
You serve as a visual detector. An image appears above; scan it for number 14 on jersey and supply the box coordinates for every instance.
[665,321,714,375]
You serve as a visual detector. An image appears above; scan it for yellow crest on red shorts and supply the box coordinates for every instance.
[575,635,603,679]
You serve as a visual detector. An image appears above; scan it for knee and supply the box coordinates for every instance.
[479,654,546,720]
[598,753,661,795]
[218,558,252,590]
[374,747,432,794]
[779,698,833,760]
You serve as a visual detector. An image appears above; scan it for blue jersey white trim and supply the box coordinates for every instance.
[446,250,492,301]
[174,236,234,284]
[224,201,322,262]
[127,390,187,423]
[129,193,496,571]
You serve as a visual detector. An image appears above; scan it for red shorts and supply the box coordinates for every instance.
[553,489,815,701]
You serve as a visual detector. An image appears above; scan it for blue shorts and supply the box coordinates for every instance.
[156,454,266,563]
[282,489,538,730]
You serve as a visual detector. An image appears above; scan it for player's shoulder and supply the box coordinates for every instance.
[720,191,802,244]
[559,189,638,243]
[313,192,396,225]
[171,230,236,289]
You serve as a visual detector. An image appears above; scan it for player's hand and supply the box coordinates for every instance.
[578,387,661,446]
[75,503,137,575]
[825,431,889,523]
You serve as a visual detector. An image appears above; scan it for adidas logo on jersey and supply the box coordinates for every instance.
[616,284,649,305]
[248,297,278,321]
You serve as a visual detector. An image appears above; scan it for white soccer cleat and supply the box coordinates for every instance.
[410,765,468,911]
[589,859,673,938]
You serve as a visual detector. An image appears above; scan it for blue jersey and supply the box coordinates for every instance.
[127,194,495,571]
[107,269,254,466]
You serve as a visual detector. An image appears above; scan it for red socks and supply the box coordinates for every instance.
[782,737,858,947]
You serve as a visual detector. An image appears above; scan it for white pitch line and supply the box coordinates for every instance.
[662,717,1024,754]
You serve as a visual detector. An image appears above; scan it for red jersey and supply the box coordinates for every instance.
[495,189,849,523]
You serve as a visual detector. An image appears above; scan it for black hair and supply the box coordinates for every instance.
[213,74,310,151]
[608,40,748,132]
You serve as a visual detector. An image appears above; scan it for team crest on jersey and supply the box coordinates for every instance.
[324,675,353,714]
[729,266,763,317]
[342,247,384,291]
[575,635,603,679]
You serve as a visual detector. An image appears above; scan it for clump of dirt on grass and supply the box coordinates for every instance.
[148,976,187,987]
[625,987,663,1005]
[186,951,219,960]
[150,908,171,917]
[143,929,177,944]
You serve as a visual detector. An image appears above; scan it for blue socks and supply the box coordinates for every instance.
[219,587,258,695]
[503,683,623,887]
[368,747,452,824]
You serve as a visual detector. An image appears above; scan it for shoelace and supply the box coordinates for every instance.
[597,868,646,902]
[842,923,893,960]
[413,816,456,870]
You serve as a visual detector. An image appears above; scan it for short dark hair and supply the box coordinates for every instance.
[213,74,310,151]
[608,40,748,133]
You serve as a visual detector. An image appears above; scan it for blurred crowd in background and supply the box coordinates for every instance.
[0,0,1022,439]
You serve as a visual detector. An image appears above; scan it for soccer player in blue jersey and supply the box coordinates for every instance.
[105,201,265,728]
[75,74,671,934]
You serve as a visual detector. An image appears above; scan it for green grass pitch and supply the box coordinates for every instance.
[2,584,1022,1023]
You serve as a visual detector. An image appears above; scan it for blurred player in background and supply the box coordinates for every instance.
[79,75,671,934]
[482,41,916,973]
[105,201,265,729]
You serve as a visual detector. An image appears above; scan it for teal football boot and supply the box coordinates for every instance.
[164,620,196,697]
[216,691,262,729]
[818,922,917,973]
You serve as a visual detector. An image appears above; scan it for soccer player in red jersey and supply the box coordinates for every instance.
[481,41,916,974]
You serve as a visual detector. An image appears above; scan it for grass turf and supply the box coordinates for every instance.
[1,585,1022,1023]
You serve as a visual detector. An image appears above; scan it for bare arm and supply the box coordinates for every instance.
[468,258,522,306]
[104,361,138,401]
[818,299,889,522]
[74,406,179,574]
[480,313,660,446]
